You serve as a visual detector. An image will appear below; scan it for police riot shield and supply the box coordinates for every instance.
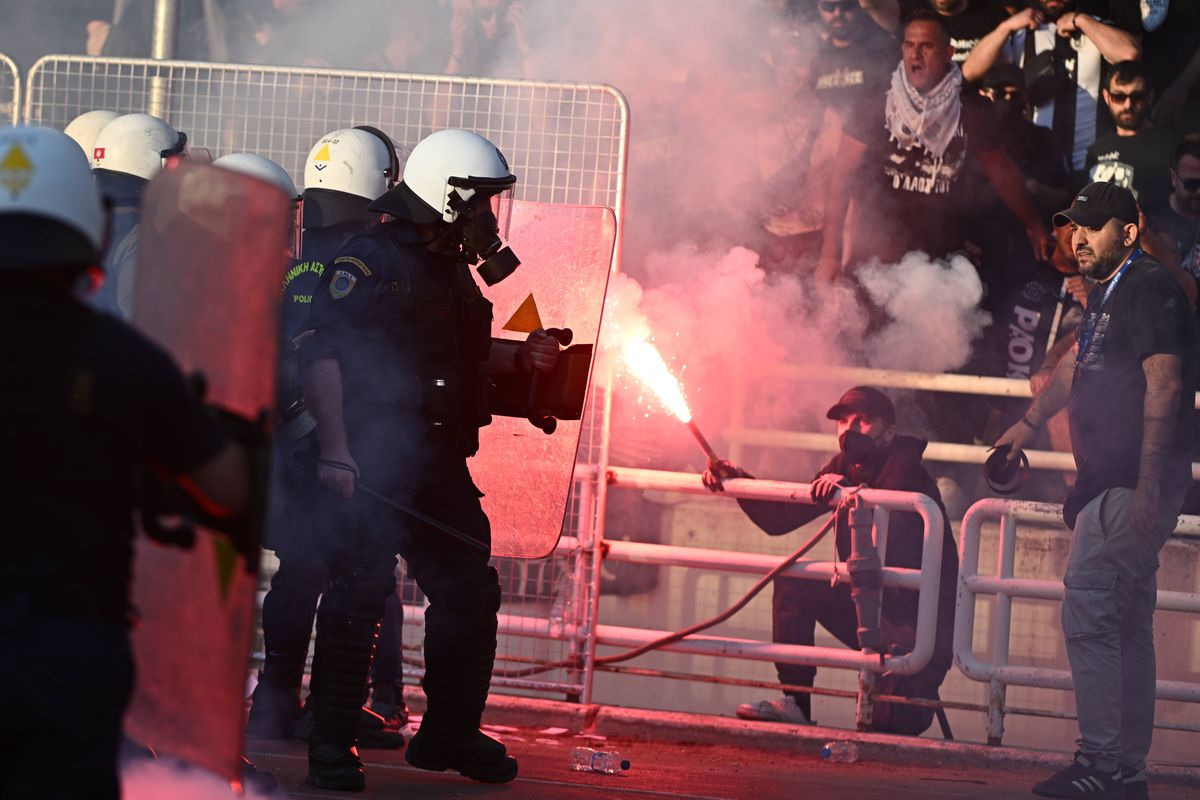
[126,161,291,783]
[475,201,616,559]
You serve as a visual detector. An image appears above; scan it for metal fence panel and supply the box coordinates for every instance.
[0,54,19,124]
[24,56,627,207]
[24,55,627,695]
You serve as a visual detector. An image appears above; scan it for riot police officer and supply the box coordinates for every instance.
[0,126,248,799]
[246,128,412,745]
[300,128,557,790]
[89,112,188,318]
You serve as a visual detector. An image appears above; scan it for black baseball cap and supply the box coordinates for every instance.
[1052,181,1139,229]
[826,386,895,424]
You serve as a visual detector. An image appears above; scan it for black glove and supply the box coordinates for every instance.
[702,459,753,493]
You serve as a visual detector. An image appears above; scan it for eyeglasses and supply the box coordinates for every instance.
[1107,90,1148,105]
[1180,177,1200,193]
[818,1,856,12]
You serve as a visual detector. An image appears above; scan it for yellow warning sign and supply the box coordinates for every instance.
[503,294,543,333]
[313,143,331,161]
[0,144,34,199]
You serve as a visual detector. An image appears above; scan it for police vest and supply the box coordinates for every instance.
[363,225,493,456]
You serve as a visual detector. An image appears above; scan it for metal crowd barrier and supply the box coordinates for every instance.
[955,498,1200,744]
[24,55,629,696]
[0,54,19,124]
[591,467,946,727]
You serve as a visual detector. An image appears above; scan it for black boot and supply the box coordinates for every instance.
[305,613,377,791]
[406,728,517,783]
[246,669,303,740]
[407,567,514,783]
[249,562,322,738]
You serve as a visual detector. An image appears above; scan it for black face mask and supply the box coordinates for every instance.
[459,203,521,286]
[839,429,880,467]
[992,96,1025,127]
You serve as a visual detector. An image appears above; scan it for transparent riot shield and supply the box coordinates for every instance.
[125,161,291,783]
[475,202,616,559]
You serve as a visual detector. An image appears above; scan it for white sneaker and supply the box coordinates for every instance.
[735,696,811,724]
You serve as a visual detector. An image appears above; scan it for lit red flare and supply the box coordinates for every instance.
[621,338,719,465]
[621,338,692,422]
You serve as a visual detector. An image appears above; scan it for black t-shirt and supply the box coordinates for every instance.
[944,0,1012,64]
[1066,253,1199,526]
[811,24,896,114]
[844,89,1002,258]
[1085,126,1181,214]
[0,287,228,623]
[1146,202,1200,285]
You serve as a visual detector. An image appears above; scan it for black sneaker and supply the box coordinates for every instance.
[405,728,518,783]
[1032,754,1123,799]
[1117,766,1149,800]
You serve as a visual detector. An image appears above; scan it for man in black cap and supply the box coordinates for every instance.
[997,181,1197,800]
[704,387,958,735]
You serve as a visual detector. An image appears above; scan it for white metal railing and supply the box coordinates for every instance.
[727,364,1200,480]
[0,54,18,124]
[955,498,1200,744]
[591,466,945,727]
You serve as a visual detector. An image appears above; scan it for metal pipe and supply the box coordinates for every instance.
[605,466,945,678]
[148,0,179,119]
[774,364,1200,410]
[150,0,180,59]
[597,538,923,590]
[955,500,1200,704]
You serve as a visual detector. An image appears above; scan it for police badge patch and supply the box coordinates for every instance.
[329,269,357,300]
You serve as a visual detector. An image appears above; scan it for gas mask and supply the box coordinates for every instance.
[452,191,521,286]
[839,429,880,467]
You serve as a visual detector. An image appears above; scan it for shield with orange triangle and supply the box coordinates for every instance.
[472,201,616,559]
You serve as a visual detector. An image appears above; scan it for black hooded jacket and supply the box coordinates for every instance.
[737,435,958,656]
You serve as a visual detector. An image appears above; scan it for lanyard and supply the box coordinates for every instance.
[1075,248,1142,367]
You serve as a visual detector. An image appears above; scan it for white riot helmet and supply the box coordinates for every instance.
[91,113,188,180]
[303,126,398,200]
[64,110,120,160]
[370,128,515,225]
[0,126,106,269]
[214,153,299,200]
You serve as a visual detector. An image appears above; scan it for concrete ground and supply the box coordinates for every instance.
[244,694,1200,800]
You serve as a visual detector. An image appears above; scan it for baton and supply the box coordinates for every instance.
[297,453,489,554]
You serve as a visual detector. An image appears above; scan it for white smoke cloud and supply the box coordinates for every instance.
[601,245,991,471]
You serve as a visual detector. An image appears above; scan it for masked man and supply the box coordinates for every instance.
[704,387,958,735]
[299,128,558,790]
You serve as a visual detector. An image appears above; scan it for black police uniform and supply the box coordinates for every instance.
[299,216,501,775]
[0,283,228,799]
[252,203,384,736]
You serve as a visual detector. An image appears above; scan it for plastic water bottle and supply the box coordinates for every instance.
[819,741,859,763]
[569,746,630,774]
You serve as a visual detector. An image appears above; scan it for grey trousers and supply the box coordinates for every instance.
[1062,486,1183,773]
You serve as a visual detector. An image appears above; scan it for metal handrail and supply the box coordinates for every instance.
[954,498,1200,743]
[604,467,945,681]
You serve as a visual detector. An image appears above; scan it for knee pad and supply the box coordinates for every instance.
[323,567,396,621]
